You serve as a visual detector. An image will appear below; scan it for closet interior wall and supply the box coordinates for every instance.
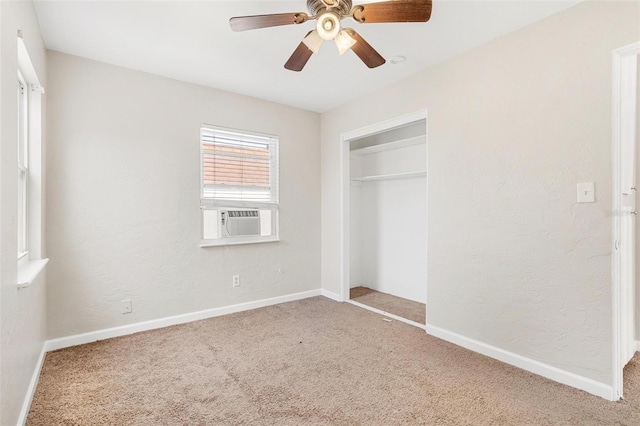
[349,120,427,303]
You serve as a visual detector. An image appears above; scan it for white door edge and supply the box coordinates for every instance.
[611,40,640,401]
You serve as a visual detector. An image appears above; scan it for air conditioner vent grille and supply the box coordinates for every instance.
[228,210,259,218]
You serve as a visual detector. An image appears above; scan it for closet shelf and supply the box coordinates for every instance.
[350,135,425,156]
[351,170,426,182]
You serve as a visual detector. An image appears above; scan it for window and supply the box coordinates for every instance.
[200,125,279,246]
[17,72,28,258]
[16,34,48,289]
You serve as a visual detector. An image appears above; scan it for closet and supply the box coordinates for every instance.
[348,119,427,325]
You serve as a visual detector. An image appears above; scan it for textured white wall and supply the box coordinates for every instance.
[0,1,48,424]
[321,1,640,385]
[46,52,320,338]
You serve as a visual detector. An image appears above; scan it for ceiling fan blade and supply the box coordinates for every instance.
[284,34,314,72]
[344,29,385,69]
[230,12,309,32]
[352,0,432,24]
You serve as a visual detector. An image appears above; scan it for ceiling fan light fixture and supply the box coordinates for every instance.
[302,30,324,54]
[335,30,356,55]
[316,12,340,40]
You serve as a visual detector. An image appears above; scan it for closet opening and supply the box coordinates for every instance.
[340,111,428,328]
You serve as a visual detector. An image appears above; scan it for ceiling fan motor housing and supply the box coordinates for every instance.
[307,0,352,17]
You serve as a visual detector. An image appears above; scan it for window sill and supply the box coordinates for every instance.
[17,258,49,289]
[200,237,280,248]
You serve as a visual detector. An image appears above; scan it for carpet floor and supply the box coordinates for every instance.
[350,286,426,325]
[28,297,639,425]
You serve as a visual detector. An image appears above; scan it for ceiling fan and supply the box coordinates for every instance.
[229,0,432,71]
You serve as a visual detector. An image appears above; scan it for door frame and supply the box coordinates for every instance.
[612,40,640,401]
[339,109,428,323]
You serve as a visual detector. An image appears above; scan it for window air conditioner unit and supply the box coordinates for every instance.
[220,209,261,237]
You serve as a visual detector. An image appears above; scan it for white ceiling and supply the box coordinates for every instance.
[34,0,581,112]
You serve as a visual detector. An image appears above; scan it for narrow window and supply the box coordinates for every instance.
[16,33,48,288]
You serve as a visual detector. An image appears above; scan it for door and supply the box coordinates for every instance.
[621,53,638,366]
[612,41,640,401]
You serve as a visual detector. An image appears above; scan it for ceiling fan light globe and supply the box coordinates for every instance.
[335,30,356,55]
[316,13,340,40]
[302,30,324,54]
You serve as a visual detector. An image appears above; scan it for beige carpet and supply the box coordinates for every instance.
[350,286,426,325]
[29,297,639,425]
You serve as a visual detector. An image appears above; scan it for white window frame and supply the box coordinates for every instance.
[16,33,48,288]
[17,71,28,259]
[200,124,280,247]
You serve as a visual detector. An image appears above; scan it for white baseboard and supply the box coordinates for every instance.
[426,324,614,401]
[17,343,47,426]
[636,340,640,352]
[45,289,322,352]
[320,288,342,302]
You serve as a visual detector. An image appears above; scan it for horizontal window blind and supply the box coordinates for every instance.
[201,125,279,203]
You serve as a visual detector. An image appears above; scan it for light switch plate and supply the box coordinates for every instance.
[577,182,595,203]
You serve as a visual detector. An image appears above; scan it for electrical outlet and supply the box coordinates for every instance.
[232,275,240,287]
[122,299,132,314]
